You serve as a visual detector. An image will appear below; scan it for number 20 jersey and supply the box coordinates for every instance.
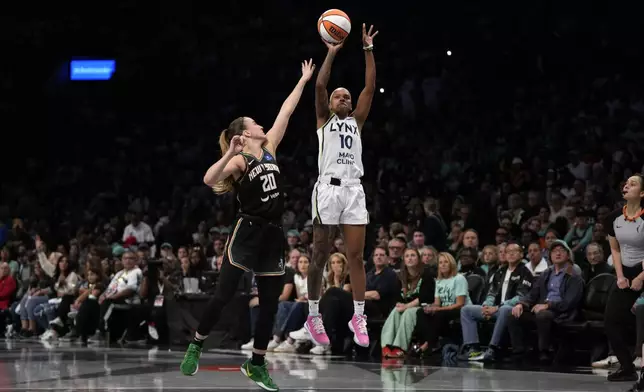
[316,114,364,180]
[233,149,284,221]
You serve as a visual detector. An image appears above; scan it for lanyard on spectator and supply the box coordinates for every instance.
[157,282,164,293]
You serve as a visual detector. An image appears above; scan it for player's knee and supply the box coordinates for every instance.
[345,249,363,264]
[313,225,330,240]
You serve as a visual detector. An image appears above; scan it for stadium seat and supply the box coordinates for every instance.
[466,274,486,305]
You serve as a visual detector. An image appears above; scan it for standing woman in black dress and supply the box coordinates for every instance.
[603,174,644,383]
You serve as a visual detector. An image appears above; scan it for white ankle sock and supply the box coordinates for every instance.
[354,300,365,316]
[308,300,320,316]
[195,332,208,341]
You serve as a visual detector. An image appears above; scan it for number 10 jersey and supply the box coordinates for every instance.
[316,114,364,180]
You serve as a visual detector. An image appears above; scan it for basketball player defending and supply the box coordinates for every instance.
[299,24,378,348]
[180,60,315,392]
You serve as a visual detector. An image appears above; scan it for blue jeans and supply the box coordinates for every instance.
[19,296,49,321]
[460,304,512,347]
[33,301,58,330]
[273,301,305,337]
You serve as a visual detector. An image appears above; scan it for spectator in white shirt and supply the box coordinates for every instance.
[122,212,155,257]
[96,251,143,341]
[567,150,590,180]
[526,241,549,276]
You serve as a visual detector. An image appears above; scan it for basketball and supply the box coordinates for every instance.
[317,9,351,44]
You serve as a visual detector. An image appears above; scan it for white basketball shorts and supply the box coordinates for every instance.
[311,177,369,225]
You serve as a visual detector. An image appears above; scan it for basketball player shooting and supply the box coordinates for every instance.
[298,23,378,348]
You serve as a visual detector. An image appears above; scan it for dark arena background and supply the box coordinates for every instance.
[1,1,644,391]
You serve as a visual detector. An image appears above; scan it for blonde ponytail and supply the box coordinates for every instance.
[213,130,234,194]
[212,117,246,194]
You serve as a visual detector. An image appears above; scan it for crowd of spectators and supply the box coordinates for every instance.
[1,1,644,368]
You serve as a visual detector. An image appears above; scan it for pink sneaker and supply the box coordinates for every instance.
[304,315,330,346]
[348,314,369,347]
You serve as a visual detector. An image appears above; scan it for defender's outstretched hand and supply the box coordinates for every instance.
[362,24,378,47]
[301,59,316,82]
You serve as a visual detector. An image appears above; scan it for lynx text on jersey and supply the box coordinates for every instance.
[328,122,358,135]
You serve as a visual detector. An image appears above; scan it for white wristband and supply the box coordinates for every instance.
[363,44,374,51]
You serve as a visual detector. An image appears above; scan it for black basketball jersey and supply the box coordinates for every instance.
[233,148,284,221]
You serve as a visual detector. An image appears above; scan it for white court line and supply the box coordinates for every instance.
[0,387,608,392]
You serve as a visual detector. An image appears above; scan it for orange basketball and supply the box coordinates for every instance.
[317,9,351,44]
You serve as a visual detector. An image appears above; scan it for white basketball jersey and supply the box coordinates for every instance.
[316,114,364,179]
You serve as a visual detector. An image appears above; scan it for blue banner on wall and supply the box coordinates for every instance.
[70,60,115,80]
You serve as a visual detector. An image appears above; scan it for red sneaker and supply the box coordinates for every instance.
[382,346,391,358]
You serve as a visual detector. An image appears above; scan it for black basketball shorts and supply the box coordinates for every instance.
[223,215,285,276]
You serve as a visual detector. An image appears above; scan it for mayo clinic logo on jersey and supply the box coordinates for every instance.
[337,151,355,165]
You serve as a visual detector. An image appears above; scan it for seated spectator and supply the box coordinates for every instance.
[520,229,539,250]
[122,212,155,256]
[363,246,399,319]
[286,230,300,251]
[0,248,18,276]
[52,264,105,341]
[333,237,345,255]
[87,250,142,343]
[526,241,549,276]
[188,246,207,274]
[462,229,479,251]
[268,254,309,352]
[286,248,301,270]
[480,245,499,276]
[507,240,584,363]
[132,261,176,343]
[381,248,435,358]
[447,222,463,253]
[413,252,471,356]
[36,255,79,339]
[14,252,33,299]
[459,242,533,362]
[495,227,510,246]
[457,247,486,277]
[35,237,62,278]
[542,229,559,261]
[591,222,611,259]
[581,242,613,282]
[564,208,594,260]
[419,246,438,270]
[324,252,351,292]
[16,262,53,337]
[387,238,405,270]
[497,242,507,265]
[0,262,17,334]
[410,231,426,249]
[72,264,107,342]
[101,256,114,280]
